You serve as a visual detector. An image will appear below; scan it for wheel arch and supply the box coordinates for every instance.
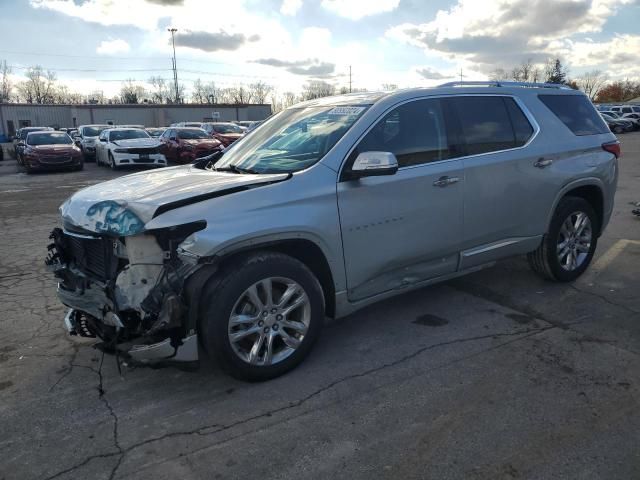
[188,237,338,321]
[547,179,605,236]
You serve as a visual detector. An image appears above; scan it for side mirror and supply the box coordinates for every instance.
[347,151,398,180]
[170,136,177,141]
[17,141,25,147]
[99,138,107,142]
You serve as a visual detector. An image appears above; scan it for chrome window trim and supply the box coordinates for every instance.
[339,93,540,178]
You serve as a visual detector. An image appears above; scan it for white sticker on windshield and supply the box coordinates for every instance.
[327,106,366,116]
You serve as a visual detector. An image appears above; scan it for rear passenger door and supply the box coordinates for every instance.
[337,98,464,301]
[446,96,539,268]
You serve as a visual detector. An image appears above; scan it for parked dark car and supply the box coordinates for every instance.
[159,127,223,163]
[20,131,83,173]
[202,122,244,147]
[14,127,54,161]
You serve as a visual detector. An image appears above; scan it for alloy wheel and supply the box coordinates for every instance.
[227,277,311,366]
[556,211,592,271]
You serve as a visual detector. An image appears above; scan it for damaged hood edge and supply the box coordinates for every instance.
[60,165,289,236]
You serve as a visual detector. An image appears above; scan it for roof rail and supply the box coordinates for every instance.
[438,81,573,90]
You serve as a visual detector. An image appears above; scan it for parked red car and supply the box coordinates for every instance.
[159,127,223,164]
[20,131,83,173]
[202,122,244,147]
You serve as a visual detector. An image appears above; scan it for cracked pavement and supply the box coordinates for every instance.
[1,134,640,480]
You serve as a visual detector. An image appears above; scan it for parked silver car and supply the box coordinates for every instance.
[46,82,619,381]
[75,124,111,160]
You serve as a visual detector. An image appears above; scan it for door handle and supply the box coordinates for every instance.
[433,176,460,187]
[534,158,553,168]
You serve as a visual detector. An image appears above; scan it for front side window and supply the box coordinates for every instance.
[215,106,368,174]
[354,99,451,168]
[449,96,524,155]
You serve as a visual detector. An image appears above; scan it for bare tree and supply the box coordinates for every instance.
[120,79,147,104]
[230,85,253,104]
[0,60,12,103]
[301,80,335,100]
[191,78,207,104]
[248,81,273,104]
[17,65,58,103]
[381,83,398,91]
[576,70,609,100]
[148,76,169,103]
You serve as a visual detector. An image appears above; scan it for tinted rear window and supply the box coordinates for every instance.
[538,95,609,136]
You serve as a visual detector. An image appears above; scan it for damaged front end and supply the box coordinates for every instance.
[45,218,208,365]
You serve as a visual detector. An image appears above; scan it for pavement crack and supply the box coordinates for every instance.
[41,326,552,480]
[101,325,553,479]
[569,284,640,315]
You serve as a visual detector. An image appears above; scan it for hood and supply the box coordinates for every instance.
[112,138,161,148]
[60,165,289,235]
[32,145,78,154]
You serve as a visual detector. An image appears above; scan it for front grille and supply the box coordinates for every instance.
[40,156,72,164]
[65,233,114,280]
[125,147,160,154]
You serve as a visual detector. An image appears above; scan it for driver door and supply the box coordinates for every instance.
[337,98,464,301]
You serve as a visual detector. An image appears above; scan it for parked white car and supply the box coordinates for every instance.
[96,128,167,169]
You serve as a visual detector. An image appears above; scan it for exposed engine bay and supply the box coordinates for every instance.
[45,220,208,364]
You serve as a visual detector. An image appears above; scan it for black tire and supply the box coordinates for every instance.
[613,125,623,134]
[75,160,84,171]
[108,152,118,170]
[527,196,598,282]
[200,251,325,381]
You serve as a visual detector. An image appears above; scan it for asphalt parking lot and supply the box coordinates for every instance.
[1,136,639,480]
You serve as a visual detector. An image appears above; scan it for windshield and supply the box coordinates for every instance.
[211,123,243,134]
[28,133,72,146]
[82,126,109,137]
[110,129,150,141]
[146,129,163,137]
[177,129,209,139]
[215,105,368,174]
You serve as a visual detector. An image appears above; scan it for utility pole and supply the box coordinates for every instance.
[349,65,352,93]
[460,68,463,82]
[168,28,179,103]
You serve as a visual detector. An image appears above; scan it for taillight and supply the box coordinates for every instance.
[602,141,620,158]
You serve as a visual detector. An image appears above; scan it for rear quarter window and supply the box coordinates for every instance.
[538,95,609,136]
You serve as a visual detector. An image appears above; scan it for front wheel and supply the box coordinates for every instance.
[108,152,118,170]
[528,197,598,282]
[200,252,325,381]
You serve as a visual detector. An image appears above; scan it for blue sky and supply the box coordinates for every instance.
[0,0,638,98]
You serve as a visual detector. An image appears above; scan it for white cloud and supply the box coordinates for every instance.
[386,0,637,73]
[280,0,302,16]
[96,39,131,55]
[321,0,400,20]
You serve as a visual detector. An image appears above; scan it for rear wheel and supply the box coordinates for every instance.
[200,251,325,381]
[613,125,624,134]
[528,197,598,282]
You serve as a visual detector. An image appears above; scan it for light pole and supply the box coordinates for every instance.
[168,28,179,103]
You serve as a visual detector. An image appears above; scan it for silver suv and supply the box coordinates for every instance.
[46,82,619,381]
